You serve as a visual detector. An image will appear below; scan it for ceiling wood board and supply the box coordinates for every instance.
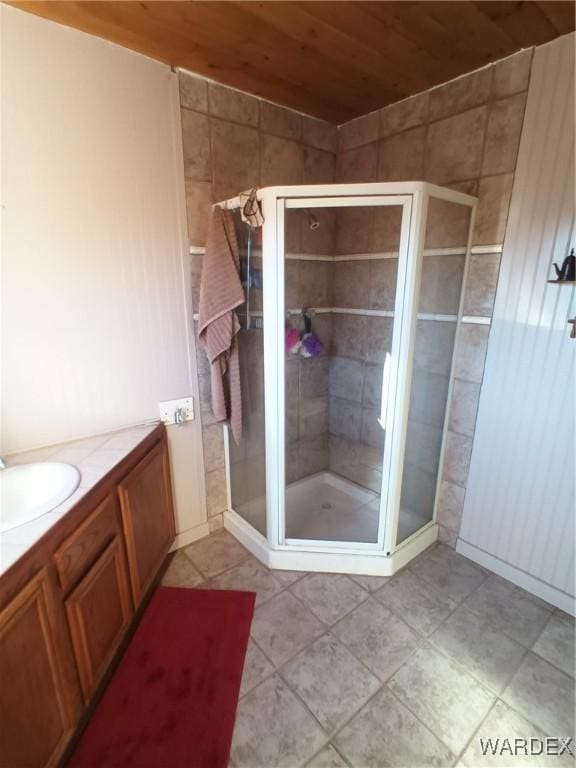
[10,1,576,123]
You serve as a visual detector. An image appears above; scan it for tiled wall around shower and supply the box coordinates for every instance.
[180,72,338,532]
[337,48,533,546]
[180,46,533,544]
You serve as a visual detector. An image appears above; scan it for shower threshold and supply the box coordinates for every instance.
[234,471,429,546]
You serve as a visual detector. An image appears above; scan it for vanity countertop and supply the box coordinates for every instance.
[0,422,161,575]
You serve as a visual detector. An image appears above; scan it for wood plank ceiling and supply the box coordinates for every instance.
[11,1,576,123]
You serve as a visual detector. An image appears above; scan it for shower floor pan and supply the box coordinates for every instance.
[234,471,428,546]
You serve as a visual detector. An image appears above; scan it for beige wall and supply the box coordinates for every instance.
[178,70,338,532]
[1,7,207,542]
[337,49,534,546]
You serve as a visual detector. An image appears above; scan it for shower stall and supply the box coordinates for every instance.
[220,182,476,576]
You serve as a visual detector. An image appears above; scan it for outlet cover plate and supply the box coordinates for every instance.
[159,397,194,425]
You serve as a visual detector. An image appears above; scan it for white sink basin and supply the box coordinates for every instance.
[0,463,81,533]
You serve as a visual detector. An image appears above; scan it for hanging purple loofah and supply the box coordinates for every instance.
[300,332,324,358]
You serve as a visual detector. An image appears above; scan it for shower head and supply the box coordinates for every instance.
[304,209,320,230]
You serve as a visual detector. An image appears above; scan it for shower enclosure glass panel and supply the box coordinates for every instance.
[227,213,267,536]
[221,183,476,577]
[396,197,472,544]
[280,197,412,547]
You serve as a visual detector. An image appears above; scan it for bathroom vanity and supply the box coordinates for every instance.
[0,423,175,768]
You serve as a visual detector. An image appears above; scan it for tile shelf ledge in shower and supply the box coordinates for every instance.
[194,308,492,325]
[220,182,477,578]
[189,244,504,257]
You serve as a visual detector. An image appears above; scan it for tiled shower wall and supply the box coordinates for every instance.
[284,214,335,486]
[336,49,534,546]
[180,47,532,544]
[328,212,399,495]
[178,71,338,532]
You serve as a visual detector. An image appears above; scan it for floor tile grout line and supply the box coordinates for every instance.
[528,647,576,680]
[186,539,495,705]
[235,576,572,755]
[178,536,561,678]
[428,631,531,700]
[494,692,575,742]
[238,635,275,699]
[250,588,429,744]
[454,686,576,767]
[183,541,307,602]
[451,696,501,766]
[331,600,429,685]
[384,633,498,734]
[273,613,459,764]
[282,661,389,760]
[181,539,255,580]
[371,562,484,644]
[407,555,492,603]
[351,568,516,759]
[527,610,576,679]
[276,663,353,749]
[458,595,554,650]
[460,566,557,613]
[321,741,354,768]
[330,674,462,767]
[216,566,528,710]
[250,592,330,668]
[244,608,394,760]
[391,636,573,758]
[302,734,354,768]
[186,535,572,765]
[250,581,394,681]
[286,572,371,626]
[384,663,492,763]
[424,597,535,698]
[384,683,460,765]
[416,631,512,701]
[406,546,559,651]
[375,580,462,637]
[205,571,287,610]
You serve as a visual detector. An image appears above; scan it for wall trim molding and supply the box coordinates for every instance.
[457,539,575,615]
[170,521,210,551]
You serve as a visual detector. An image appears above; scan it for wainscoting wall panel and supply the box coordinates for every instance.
[458,33,575,613]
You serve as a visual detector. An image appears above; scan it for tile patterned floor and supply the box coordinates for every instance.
[163,531,576,768]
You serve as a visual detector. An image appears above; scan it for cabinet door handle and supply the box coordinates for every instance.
[568,318,576,339]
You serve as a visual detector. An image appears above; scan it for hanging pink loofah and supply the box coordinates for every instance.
[285,327,302,354]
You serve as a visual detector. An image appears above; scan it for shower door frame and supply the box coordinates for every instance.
[269,192,416,556]
[223,182,477,576]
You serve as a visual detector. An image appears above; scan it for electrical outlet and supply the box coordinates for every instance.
[159,397,194,425]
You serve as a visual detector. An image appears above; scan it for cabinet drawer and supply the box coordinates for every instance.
[65,536,132,703]
[54,494,119,592]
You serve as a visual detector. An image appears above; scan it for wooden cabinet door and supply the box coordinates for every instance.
[65,536,133,703]
[118,440,175,606]
[0,569,77,768]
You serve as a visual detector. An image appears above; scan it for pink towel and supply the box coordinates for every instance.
[198,207,244,443]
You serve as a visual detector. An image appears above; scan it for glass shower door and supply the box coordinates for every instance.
[227,213,267,536]
[279,195,414,547]
[395,196,472,544]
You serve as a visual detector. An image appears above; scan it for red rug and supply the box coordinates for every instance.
[69,587,256,768]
